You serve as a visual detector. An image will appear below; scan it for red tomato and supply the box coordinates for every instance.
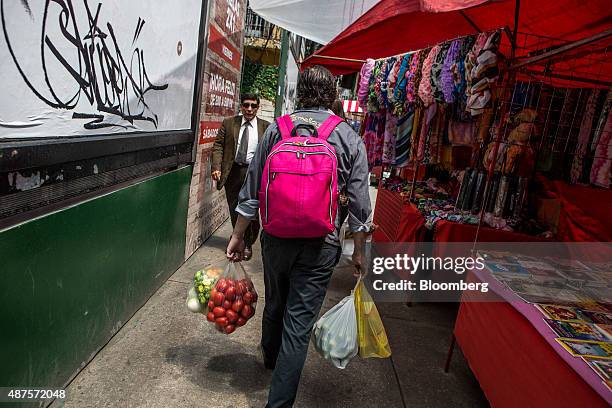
[216,279,228,293]
[225,287,236,301]
[210,288,218,299]
[227,279,236,287]
[236,317,247,327]
[224,324,236,334]
[207,300,214,310]
[212,306,226,318]
[206,312,215,322]
[215,317,228,327]
[235,282,245,296]
[241,305,253,319]
[226,309,239,323]
[222,300,232,310]
[213,292,224,306]
[232,298,244,313]
[243,291,253,305]
[251,291,258,303]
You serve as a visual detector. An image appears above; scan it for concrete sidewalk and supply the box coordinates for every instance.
[53,221,489,408]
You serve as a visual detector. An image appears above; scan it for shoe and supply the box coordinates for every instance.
[258,345,276,370]
[244,246,253,261]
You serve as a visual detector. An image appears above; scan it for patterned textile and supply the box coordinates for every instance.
[570,89,599,183]
[382,112,399,164]
[393,54,412,116]
[441,39,462,103]
[406,51,422,106]
[418,46,440,107]
[386,56,401,111]
[431,43,450,104]
[416,103,438,162]
[367,60,383,112]
[363,111,386,169]
[357,59,375,108]
[590,91,612,187]
[394,110,415,168]
[409,107,422,162]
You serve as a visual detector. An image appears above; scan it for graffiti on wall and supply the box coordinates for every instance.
[0,0,203,138]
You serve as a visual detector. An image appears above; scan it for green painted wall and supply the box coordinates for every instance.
[0,166,192,398]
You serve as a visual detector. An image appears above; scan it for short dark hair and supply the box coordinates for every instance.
[296,66,337,110]
[241,93,260,104]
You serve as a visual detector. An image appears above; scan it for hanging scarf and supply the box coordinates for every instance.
[357,59,375,108]
[418,46,440,107]
[382,111,398,164]
[393,54,412,116]
[431,43,450,104]
[441,39,462,104]
[590,90,612,187]
[570,89,600,183]
[405,51,421,107]
[394,110,415,168]
[386,56,401,112]
[417,103,438,162]
[367,60,383,112]
[409,107,422,162]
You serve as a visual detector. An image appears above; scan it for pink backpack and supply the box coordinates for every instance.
[259,114,344,238]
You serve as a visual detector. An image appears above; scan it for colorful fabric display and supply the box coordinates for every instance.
[406,51,422,107]
[358,58,375,108]
[394,111,415,168]
[590,91,612,188]
[393,54,412,116]
[466,31,501,116]
[363,111,386,168]
[431,43,450,103]
[382,112,398,164]
[441,39,462,104]
[367,60,382,112]
[418,46,440,107]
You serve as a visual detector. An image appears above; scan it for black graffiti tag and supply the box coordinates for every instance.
[1,0,168,130]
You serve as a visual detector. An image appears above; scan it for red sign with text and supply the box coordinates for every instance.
[204,59,238,116]
[214,0,243,45]
[199,120,222,144]
[209,26,241,70]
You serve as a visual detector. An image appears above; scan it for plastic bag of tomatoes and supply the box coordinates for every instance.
[205,262,258,334]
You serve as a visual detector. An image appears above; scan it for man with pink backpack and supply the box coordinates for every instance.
[226,65,371,408]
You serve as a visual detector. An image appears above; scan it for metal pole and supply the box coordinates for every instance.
[275,29,290,118]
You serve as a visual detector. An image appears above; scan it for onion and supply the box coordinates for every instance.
[187,297,203,313]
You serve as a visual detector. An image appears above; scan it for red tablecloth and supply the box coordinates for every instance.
[541,179,612,242]
[455,271,611,408]
[433,220,550,243]
[373,189,426,242]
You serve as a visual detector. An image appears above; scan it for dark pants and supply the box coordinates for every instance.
[225,163,259,247]
[261,232,341,408]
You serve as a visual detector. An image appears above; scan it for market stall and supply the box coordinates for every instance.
[302,0,612,406]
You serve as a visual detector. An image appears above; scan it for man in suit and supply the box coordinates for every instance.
[212,93,270,260]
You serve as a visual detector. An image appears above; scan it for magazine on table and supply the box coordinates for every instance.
[556,338,612,359]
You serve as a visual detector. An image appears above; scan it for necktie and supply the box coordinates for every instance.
[236,121,250,165]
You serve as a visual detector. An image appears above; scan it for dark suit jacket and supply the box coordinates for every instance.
[211,115,270,190]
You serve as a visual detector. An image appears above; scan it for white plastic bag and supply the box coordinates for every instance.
[313,293,358,369]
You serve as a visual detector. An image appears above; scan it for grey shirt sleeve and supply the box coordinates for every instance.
[346,138,373,233]
[235,123,278,220]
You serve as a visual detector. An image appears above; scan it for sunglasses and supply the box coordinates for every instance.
[242,103,259,109]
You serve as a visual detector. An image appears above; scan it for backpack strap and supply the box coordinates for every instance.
[276,115,295,140]
[316,115,344,141]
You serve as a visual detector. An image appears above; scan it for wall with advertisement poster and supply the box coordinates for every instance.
[185,0,247,258]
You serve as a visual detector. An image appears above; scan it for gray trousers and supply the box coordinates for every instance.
[260,232,341,408]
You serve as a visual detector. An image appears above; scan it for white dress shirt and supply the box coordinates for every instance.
[235,116,259,164]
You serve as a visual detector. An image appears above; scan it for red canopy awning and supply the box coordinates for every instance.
[302,0,612,87]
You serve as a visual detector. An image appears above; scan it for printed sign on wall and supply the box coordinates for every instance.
[0,0,203,138]
[214,0,243,45]
[204,59,239,117]
[199,120,222,145]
